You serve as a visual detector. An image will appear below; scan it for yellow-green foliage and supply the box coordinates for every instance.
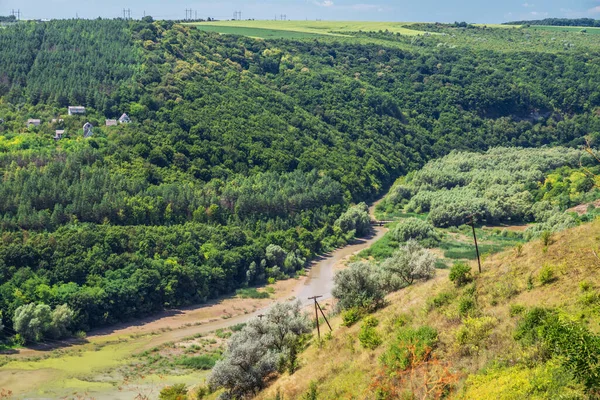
[455,316,497,354]
[460,361,586,399]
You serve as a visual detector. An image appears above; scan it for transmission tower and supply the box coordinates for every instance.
[11,9,21,20]
[122,8,131,20]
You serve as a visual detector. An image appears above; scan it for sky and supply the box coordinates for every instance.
[2,0,600,24]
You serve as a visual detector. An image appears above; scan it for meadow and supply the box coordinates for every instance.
[189,20,426,38]
[528,25,600,34]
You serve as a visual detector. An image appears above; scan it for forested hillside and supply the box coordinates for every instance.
[1,18,600,336]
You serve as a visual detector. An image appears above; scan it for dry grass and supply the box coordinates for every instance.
[258,218,600,399]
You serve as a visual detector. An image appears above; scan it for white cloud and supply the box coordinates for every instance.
[314,0,334,7]
[588,5,600,14]
[522,3,534,8]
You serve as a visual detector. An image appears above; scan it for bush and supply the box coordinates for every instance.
[13,303,75,343]
[456,316,497,354]
[515,308,600,390]
[392,218,437,243]
[449,262,473,287]
[539,264,556,285]
[177,354,219,370]
[427,291,455,310]
[458,296,476,317]
[509,304,526,317]
[380,240,436,292]
[359,317,382,350]
[235,288,270,299]
[381,326,438,371]
[332,262,385,312]
[159,384,188,400]
[342,308,363,327]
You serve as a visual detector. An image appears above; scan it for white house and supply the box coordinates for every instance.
[68,106,86,116]
[54,130,65,140]
[83,122,93,138]
[27,119,41,127]
[119,113,131,124]
[105,119,118,127]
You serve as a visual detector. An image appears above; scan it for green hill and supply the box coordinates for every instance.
[1,17,600,340]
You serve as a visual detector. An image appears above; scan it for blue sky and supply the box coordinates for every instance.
[3,0,600,23]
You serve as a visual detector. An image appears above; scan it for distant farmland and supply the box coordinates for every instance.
[188,20,426,38]
[194,24,329,39]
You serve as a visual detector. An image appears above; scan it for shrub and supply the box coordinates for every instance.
[449,262,473,287]
[539,264,556,285]
[209,301,311,398]
[392,218,438,243]
[359,317,382,350]
[509,304,526,317]
[541,230,553,246]
[458,296,476,317]
[332,262,385,312]
[342,308,363,327]
[427,291,455,310]
[456,316,497,354]
[380,240,437,292]
[235,288,269,299]
[302,381,319,400]
[381,326,438,371]
[159,384,188,400]
[177,354,219,370]
[515,308,600,390]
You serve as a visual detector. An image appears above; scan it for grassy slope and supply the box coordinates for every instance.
[257,218,600,399]
[188,20,425,37]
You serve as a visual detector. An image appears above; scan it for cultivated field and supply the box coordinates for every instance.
[189,20,427,38]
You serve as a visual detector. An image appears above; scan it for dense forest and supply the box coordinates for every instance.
[1,18,600,337]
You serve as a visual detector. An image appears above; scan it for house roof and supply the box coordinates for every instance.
[27,119,41,125]
[105,119,118,126]
[55,130,65,134]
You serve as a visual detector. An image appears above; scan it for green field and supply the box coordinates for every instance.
[195,24,330,39]
[189,20,426,37]
[528,25,600,34]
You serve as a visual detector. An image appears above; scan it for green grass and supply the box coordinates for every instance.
[194,25,326,39]
[176,354,220,370]
[188,20,425,37]
[235,287,270,299]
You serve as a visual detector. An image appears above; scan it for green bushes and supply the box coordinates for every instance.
[456,316,497,354]
[515,307,600,391]
[449,262,473,287]
[539,264,557,285]
[358,316,382,350]
[159,384,188,400]
[342,308,363,327]
[335,203,371,237]
[332,262,385,312]
[392,218,438,244]
[381,326,438,371]
[13,303,75,343]
[379,240,436,292]
[177,354,220,370]
[427,291,456,310]
[235,288,270,299]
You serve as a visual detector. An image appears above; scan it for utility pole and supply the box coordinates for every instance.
[257,314,264,320]
[308,295,332,341]
[468,215,482,273]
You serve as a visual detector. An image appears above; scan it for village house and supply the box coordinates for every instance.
[105,119,118,127]
[119,113,131,124]
[83,122,93,138]
[54,130,65,141]
[68,106,86,116]
[27,119,41,127]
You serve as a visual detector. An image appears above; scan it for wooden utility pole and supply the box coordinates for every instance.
[468,215,482,273]
[308,295,332,340]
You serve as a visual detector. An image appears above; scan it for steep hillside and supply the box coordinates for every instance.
[257,219,600,399]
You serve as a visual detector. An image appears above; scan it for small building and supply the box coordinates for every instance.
[54,130,65,141]
[27,119,41,127]
[105,119,118,127]
[119,113,131,124]
[83,122,93,138]
[68,106,86,116]
[51,118,64,124]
